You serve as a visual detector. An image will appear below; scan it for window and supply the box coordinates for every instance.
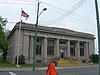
[47,39,54,55]
[36,38,42,55]
[70,48,75,56]
[47,46,54,55]
[80,42,84,56]
[70,41,76,56]
[36,45,41,54]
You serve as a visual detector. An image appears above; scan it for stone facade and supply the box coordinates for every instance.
[7,22,95,64]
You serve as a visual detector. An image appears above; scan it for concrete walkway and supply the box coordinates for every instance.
[0,65,98,72]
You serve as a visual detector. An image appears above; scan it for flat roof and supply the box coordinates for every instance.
[8,22,95,39]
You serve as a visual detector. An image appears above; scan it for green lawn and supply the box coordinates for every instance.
[0,59,16,67]
[0,59,48,67]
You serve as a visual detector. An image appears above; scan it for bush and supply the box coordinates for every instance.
[82,60,86,63]
[52,57,60,63]
[15,55,26,64]
[90,54,99,64]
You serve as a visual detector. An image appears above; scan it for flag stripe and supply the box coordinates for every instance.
[21,13,29,17]
[21,10,29,20]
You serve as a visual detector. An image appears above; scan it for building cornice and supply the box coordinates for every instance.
[8,22,95,39]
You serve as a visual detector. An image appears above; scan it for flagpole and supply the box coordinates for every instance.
[16,8,22,67]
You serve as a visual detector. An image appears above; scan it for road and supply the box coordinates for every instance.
[0,65,99,75]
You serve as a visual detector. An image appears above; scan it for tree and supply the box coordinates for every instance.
[0,16,8,59]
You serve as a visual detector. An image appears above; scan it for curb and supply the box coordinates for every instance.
[0,65,98,72]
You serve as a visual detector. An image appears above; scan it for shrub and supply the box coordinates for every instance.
[15,55,26,64]
[82,60,86,63]
[52,57,60,63]
[90,54,99,64]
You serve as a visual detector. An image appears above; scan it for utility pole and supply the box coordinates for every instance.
[94,0,100,75]
[33,0,40,71]
[33,0,47,71]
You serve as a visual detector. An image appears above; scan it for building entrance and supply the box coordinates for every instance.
[59,47,66,58]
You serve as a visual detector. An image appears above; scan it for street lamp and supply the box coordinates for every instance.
[38,8,47,17]
[33,0,47,71]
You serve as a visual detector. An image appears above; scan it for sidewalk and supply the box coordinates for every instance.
[0,65,98,72]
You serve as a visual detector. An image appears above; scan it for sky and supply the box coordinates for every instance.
[0,0,100,54]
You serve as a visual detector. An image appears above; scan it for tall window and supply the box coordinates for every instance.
[36,45,41,54]
[47,46,54,55]
[47,39,54,55]
[80,42,84,56]
[36,38,42,55]
[70,41,76,56]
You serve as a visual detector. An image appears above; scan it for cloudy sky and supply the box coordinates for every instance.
[0,0,100,54]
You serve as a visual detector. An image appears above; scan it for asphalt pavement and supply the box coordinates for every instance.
[0,65,98,72]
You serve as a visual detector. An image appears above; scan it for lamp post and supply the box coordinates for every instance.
[33,0,47,71]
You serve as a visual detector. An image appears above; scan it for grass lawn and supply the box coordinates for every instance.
[0,59,48,68]
[0,59,16,67]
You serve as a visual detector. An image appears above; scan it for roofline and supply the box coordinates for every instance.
[8,22,95,39]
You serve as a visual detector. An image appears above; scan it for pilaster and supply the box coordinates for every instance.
[75,41,80,60]
[23,35,29,63]
[67,40,70,58]
[85,42,89,62]
[54,38,59,58]
[29,36,34,64]
[42,37,47,63]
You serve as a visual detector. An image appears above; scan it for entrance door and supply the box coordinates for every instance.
[59,48,65,58]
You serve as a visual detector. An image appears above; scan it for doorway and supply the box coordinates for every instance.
[59,47,65,58]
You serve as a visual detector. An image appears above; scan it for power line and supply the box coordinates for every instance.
[69,15,95,25]
[40,4,95,25]
[0,0,96,26]
[40,0,95,25]
[0,1,34,5]
[41,1,95,23]
[39,0,88,25]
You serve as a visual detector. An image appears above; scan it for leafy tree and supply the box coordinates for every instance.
[0,16,8,59]
[0,16,7,26]
[90,54,99,64]
[4,29,11,36]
